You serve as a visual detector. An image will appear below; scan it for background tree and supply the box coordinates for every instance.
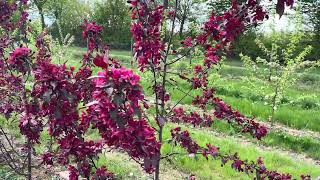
[299,0,320,36]
[207,0,231,15]
[47,0,91,45]
[93,0,131,49]
[298,0,320,60]
[31,0,48,30]
[176,0,201,38]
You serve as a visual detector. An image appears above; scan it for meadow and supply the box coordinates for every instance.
[1,0,319,179]
[49,46,320,179]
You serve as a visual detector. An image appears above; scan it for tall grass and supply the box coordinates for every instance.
[161,124,320,179]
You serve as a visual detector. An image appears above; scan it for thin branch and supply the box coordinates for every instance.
[166,45,197,66]
[0,126,26,157]
[160,152,181,159]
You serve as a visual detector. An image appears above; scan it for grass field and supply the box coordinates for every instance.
[60,47,320,178]
[2,46,319,179]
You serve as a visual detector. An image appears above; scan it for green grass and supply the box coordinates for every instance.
[211,119,320,160]
[141,67,320,132]
[0,166,22,180]
[220,95,320,132]
[212,79,320,110]
[39,47,320,178]
[160,123,320,180]
[85,120,320,179]
[67,46,132,64]
[263,131,320,160]
[95,152,147,179]
[147,104,320,160]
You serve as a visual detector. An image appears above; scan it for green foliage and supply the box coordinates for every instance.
[93,0,131,49]
[240,23,319,124]
[263,131,320,160]
[0,166,22,180]
[207,0,231,15]
[299,0,320,34]
[48,0,91,46]
[232,30,261,59]
[50,21,75,64]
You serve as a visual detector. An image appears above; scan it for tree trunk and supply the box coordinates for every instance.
[154,126,163,180]
[270,83,279,126]
[39,7,46,30]
[27,139,32,180]
[179,16,186,38]
[179,4,188,39]
[163,0,168,9]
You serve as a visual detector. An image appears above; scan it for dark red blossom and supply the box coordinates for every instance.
[130,2,164,71]
[81,20,103,54]
[168,10,175,18]
[171,127,297,179]
[93,54,108,68]
[82,20,103,39]
[171,107,213,127]
[9,47,31,73]
[153,85,170,102]
[85,66,160,172]
[19,113,43,144]
[232,159,244,171]
[191,77,202,89]
[0,1,17,30]
[41,152,54,166]
[213,97,268,139]
[171,127,200,154]
[68,166,79,180]
[182,37,193,47]
[194,65,203,74]
[9,47,30,61]
[95,166,113,179]
[18,11,28,28]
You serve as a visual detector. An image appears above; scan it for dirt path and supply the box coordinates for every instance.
[256,120,320,140]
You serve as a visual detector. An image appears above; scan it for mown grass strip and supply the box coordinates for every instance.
[161,123,320,180]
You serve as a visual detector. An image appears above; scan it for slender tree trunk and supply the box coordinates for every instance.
[163,0,168,9]
[39,7,46,30]
[179,6,187,39]
[179,17,186,38]
[34,0,47,30]
[270,84,279,126]
[154,127,162,180]
[153,1,175,180]
[256,171,261,180]
[27,139,32,180]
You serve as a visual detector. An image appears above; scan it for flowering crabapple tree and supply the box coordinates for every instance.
[0,0,312,180]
